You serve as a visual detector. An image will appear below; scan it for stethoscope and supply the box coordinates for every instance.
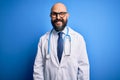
[46,27,71,59]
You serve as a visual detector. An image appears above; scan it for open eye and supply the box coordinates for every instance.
[51,12,67,18]
[59,12,66,17]
[51,12,57,17]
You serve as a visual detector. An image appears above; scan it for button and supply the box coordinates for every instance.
[46,54,50,59]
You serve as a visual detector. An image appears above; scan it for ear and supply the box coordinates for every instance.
[66,13,69,18]
[49,13,52,18]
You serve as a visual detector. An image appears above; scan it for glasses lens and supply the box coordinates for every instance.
[59,12,67,17]
[51,12,67,18]
[51,12,56,18]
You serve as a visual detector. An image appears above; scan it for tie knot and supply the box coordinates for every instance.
[58,32,63,37]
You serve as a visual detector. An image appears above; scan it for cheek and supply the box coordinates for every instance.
[51,18,56,21]
[63,17,68,21]
[63,18,67,22]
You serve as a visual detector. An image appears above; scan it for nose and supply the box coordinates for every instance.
[56,14,60,19]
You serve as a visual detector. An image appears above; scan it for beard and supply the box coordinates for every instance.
[51,18,68,32]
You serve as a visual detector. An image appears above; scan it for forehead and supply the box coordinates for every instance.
[51,3,67,12]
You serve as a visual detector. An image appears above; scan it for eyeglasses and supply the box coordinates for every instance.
[50,12,67,18]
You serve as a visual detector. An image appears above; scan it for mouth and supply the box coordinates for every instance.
[55,21,62,25]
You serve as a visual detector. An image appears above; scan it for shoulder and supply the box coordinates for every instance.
[38,31,50,43]
[68,27,84,40]
[68,27,86,47]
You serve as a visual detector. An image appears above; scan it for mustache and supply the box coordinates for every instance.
[53,19,64,23]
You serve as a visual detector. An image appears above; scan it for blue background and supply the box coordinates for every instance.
[0,0,120,80]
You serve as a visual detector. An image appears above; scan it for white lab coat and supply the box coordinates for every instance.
[33,27,90,80]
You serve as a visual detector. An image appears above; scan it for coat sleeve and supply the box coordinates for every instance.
[33,39,44,80]
[77,37,90,80]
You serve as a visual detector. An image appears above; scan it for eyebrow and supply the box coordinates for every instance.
[51,11,67,13]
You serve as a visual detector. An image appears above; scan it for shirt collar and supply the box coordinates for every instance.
[52,26,67,35]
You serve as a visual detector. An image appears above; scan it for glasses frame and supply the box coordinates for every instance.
[50,12,67,18]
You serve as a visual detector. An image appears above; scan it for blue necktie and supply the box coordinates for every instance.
[57,32,63,62]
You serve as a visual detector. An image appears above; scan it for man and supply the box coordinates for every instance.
[33,2,89,80]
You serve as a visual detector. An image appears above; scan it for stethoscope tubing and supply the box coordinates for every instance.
[48,27,71,55]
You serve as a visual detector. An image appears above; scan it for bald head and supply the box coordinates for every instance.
[51,3,68,13]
